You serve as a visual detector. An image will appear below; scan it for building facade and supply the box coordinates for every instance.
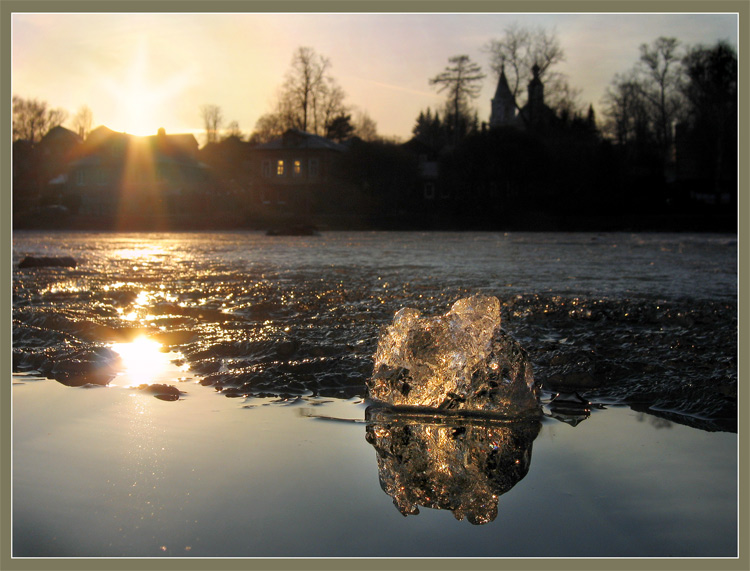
[64,127,212,227]
[248,129,349,217]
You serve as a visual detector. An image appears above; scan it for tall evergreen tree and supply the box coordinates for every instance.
[429,55,485,145]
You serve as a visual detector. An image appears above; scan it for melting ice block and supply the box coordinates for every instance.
[367,295,539,416]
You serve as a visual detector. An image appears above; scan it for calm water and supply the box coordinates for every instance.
[11,231,738,558]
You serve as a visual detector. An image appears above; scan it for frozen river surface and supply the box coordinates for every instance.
[11,231,738,558]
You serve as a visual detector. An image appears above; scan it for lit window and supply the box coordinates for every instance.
[276,160,285,176]
[293,160,302,176]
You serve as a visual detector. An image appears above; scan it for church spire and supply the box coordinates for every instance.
[490,64,516,128]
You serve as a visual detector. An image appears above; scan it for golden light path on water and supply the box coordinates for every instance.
[111,337,169,386]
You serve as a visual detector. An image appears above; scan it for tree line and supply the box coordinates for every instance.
[12,24,737,231]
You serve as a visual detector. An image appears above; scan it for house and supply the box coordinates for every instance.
[64,126,212,228]
[199,135,254,196]
[248,128,349,217]
[401,137,442,201]
[13,126,83,217]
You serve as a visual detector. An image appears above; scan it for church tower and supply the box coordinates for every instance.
[525,63,545,126]
[489,66,516,128]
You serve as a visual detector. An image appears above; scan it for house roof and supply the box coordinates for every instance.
[70,126,202,168]
[255,129,346,152]
[40,125,83,146]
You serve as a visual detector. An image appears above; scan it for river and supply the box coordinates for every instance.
[11,230,738,558]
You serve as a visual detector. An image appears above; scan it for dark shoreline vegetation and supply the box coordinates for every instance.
[11,205,738,234]
[12,36,737,236]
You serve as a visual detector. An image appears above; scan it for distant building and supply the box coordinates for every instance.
[199,135,254,197]
[401,137,443,202]
[489,66,517,128]
[247,128,349,217]
[64,126,212,227]
[13,126,83,214]
[489,64,556,131]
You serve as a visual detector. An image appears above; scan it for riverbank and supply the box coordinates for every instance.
[12,205,737,233]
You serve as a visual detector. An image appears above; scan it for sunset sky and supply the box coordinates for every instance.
[11,11,738,144]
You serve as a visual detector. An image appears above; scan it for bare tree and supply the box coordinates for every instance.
[601,36,685,167]
[485,23,566,111]
[249,113,286,144]
[681,41,737,195]
[635,37,685,159]
[550,82,585,122]
[274,46,348,136]
[429,55,485,144]
[223,120,243,140]
[284,47,327,133]
[72,105,93,139]
[352,109,379,142]
[316,81,347,137]
[602,71,651,147]
[200,104,223,145]
[12,95,68,143]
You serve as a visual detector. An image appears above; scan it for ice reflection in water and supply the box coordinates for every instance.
[365,405,541,525]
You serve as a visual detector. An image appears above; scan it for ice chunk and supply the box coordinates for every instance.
[365,407,541,524]
[367,294,539,416]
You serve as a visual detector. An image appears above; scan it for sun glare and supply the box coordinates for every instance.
[103,37,197,136]
[112,336,169,385]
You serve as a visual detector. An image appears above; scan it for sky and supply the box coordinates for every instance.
[11,11,738,144]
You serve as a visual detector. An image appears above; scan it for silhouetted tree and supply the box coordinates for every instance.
[636,37,685,163]
[317,82,347,137]
[72,105,93,140]
[223,120,243,140]
[200,104,223,145]
[276,46,349,136]
[485,23,577,117]
[602,36,687,181]
[586,104,597,131]
[326,114,354,142]
[429,55,485,145]
[412,108,447,150]
[249,113,286,144]
[12,95,68,143]
[680,40,738,195]
[351,110,379,142]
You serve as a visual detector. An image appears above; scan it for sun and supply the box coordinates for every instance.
[103,37,196,136]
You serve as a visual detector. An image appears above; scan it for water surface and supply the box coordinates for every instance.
[11,231,738,557]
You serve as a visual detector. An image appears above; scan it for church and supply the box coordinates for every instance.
[489,63,557,130]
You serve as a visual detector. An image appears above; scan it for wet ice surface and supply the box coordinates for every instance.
[12,231,737,431]
[11,231,738,557]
